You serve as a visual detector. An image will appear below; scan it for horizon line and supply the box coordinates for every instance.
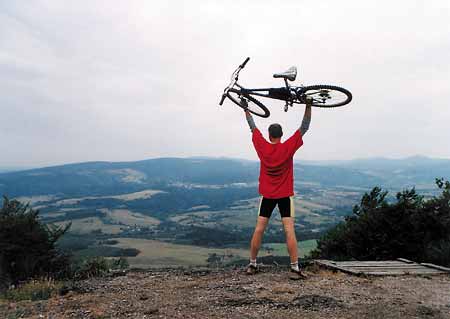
[2,154,450,173]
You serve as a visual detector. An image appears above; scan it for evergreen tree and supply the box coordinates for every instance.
[0,197,71,289]
[311,179,450,266]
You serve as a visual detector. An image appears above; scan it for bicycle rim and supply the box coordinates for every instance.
[297,85,352,108]
[227,88,270,118]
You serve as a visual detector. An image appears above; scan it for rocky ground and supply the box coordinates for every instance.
[1,265,450,319]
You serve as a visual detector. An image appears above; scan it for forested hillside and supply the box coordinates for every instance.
[0,157,448,268]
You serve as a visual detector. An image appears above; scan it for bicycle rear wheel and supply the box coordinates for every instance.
[227,88,270,118]
[297,85,352,108]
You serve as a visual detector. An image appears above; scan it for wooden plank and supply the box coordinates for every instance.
[336,264,420,268]
[348,267,443,273]
[363,270,447,276]
[420,263,450,273]
[314,259,447,276]
[345,267,440,272]
[337,260,411,264]
[397,258,415,264]
[344,263,444,271]
[314,260,363,275]
[336,261,422,266]
[336,263,410,267]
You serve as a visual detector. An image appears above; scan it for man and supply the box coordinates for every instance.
[244,100,312,280]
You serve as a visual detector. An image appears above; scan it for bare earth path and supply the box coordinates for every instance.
[2,266,450,318]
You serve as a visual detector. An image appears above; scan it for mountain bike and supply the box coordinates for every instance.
[219,57,352,118]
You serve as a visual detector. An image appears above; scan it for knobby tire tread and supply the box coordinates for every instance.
[227,88,270,118]
[299,85,352,108]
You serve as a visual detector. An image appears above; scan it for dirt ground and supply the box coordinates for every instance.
[1,265,450,319]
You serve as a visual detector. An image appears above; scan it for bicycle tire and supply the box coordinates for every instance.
[227,88,270,118]
[297,85,352,108]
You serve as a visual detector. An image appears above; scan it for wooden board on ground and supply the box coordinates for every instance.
[315,259,450,276]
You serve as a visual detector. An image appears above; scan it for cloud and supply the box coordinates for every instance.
[1,0,449,167]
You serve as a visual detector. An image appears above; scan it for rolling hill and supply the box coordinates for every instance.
[1,156,449,267]
[3,156,447,198]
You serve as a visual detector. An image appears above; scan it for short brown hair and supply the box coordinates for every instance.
[268,124,283,138]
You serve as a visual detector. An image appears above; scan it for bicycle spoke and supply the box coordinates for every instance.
[302,87,350,106]
[305,91,322,95]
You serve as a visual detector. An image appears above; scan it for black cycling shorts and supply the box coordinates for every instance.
[258,196,295,218]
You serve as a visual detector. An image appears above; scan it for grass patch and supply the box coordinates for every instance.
[262,239,317,258]
[71,257,129,280]
[111,238,259,268]
[56,217,123,234]
[105,209,160,226]
[75,246,140,258]
[1,278,63,301]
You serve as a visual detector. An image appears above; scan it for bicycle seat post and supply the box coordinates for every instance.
[284,78,294,109]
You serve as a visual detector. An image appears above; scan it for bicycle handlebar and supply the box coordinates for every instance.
[219,57,250,106]
[240,57,250,68]
[219,93,226,106]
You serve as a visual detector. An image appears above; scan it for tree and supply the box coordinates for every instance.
[0,196,71,290]
[311,179,450,266]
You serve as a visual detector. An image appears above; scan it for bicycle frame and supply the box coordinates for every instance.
[240,86,303,104]
[219,57,306,111]
[220,57,353,114]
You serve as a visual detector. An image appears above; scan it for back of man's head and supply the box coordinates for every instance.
[268,123,283,139]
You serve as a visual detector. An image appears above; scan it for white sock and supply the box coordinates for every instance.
[290,261,299,272]
[249,259,257,267]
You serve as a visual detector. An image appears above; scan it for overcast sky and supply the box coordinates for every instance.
[1,0,449,167]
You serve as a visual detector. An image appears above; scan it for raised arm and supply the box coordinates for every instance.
[245,110,257,132]
[299,99,312,136]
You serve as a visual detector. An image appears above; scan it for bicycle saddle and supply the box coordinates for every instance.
[273,66,297,81]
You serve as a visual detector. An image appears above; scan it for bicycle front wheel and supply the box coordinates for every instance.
[227,88,270,118]
[297,85,352,108]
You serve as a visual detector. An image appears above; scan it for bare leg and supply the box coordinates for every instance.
[281,217,298,263]
[250,216,269,260]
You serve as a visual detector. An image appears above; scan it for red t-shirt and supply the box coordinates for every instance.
[252,128,303,199]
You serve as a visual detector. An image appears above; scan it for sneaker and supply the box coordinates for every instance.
[289,268,308,280]
[245,264,258,275]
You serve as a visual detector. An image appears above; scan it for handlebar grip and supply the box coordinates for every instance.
[219,94,226,106]
[240,57,250,68]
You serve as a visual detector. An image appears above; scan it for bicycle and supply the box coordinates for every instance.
[219,57,352,118]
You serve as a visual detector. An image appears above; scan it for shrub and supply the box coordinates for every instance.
[72,257,109,280]
[0,197,71,290]
[0,278,64,301]
[75,246,140,258]
[310,179,450,266]
[71,257,129,280]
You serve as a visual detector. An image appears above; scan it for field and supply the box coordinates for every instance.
[107,238,317,268]
[168,195,340,229]
[56,217,123,234]
[262,240,318,258]
[18,177,364,268]
[109,238,254,268]
[102,209,160,226]
[53,189,164,206]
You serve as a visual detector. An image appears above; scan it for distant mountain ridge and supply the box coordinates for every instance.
[0,158,257,198]
[301,155,450,169]
[0,156,449,198]
[301,156,450,189]
[0,166,32,173]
